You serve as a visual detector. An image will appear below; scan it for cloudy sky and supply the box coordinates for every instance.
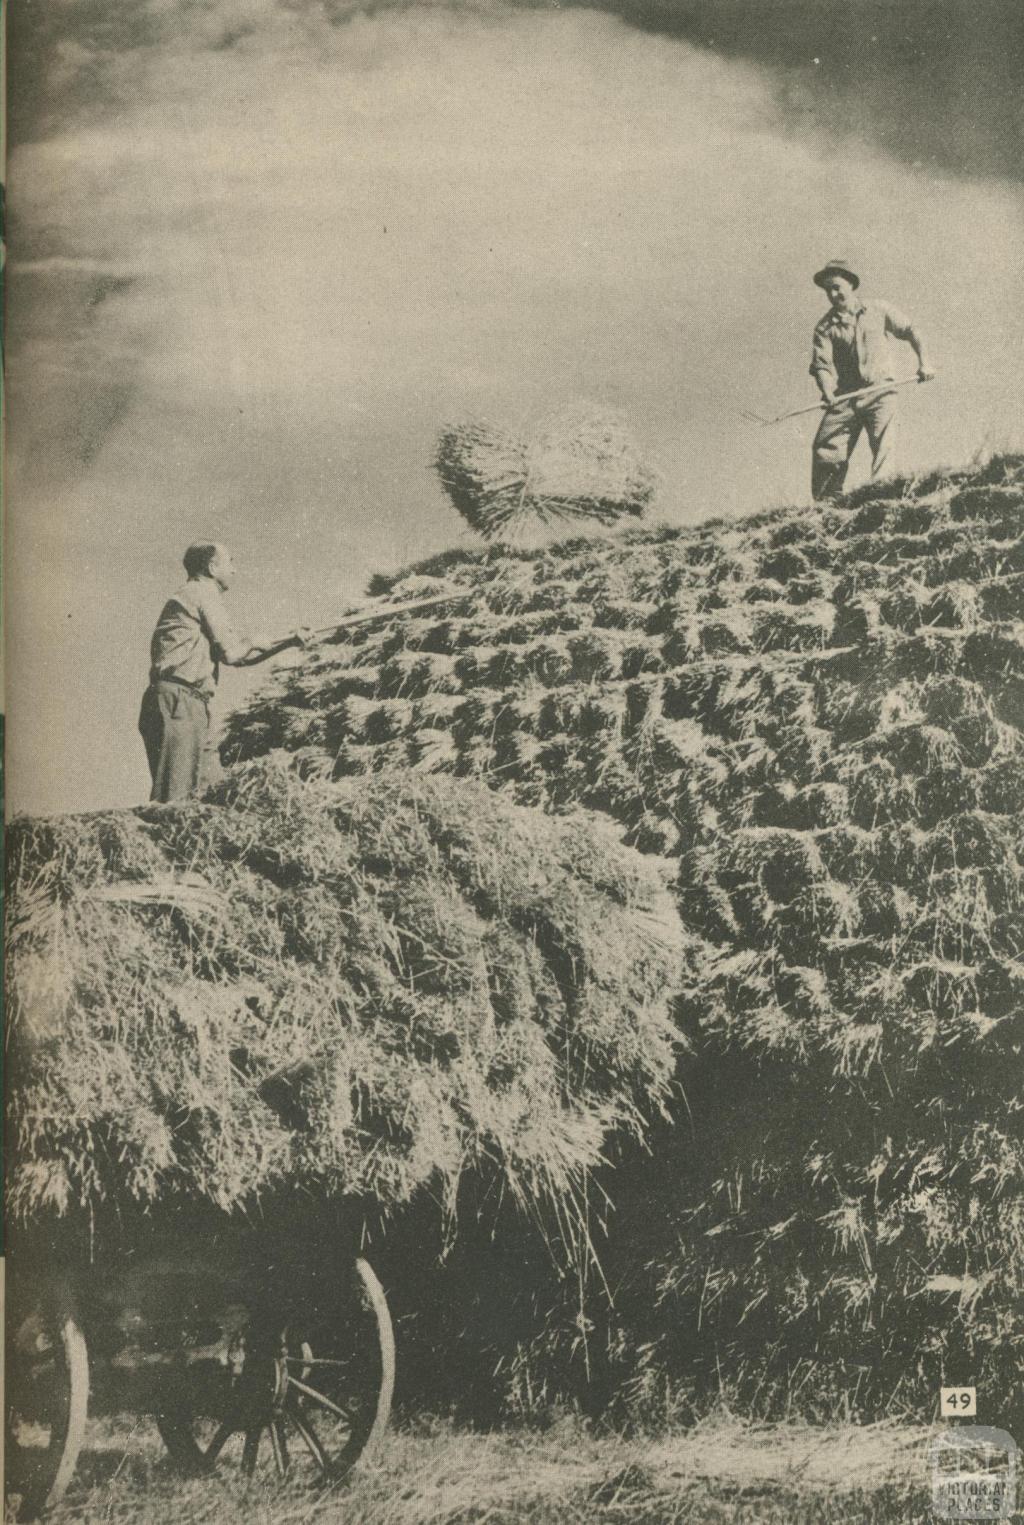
[7,0,1023,815]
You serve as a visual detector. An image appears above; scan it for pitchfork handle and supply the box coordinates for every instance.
[761,375,933,427]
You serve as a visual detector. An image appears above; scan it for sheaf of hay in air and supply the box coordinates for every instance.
[216,453,1024,1416]
[7,762,685,1252]
[435,403,658,542]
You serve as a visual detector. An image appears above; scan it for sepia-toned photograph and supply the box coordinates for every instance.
[4,0,1023,1519]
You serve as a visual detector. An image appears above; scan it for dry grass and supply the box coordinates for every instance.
[40,1415,938,1525]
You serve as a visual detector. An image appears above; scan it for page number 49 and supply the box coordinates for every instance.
[940,1387,977,1417]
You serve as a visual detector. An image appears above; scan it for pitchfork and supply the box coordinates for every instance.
[740,375,933,427]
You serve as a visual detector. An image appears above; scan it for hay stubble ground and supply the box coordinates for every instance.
[40,1414,938,1524]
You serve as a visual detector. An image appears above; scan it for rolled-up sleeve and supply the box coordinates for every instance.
[882,303,916,341]
[810,321,837,386]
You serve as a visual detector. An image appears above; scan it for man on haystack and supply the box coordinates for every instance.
[809,259,935,500]
[140,542,307,802]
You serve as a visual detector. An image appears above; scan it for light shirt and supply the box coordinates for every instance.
[149,576,237,699]
[810,298,918,395]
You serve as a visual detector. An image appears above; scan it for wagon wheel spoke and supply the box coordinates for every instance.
[287,1374,353,1423]
[283,1355,350,1369]
[269,1419,291,1478]
[284,1405,330,1476]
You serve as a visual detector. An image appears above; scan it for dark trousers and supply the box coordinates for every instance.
[138,681,210,803]
[811,390,898,500]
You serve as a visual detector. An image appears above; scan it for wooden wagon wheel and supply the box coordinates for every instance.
[6,1286,90,1519]
[155,1256,394,1484]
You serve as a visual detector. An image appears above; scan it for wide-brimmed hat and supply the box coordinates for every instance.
[814,259,860,290]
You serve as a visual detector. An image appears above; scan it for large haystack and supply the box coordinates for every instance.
[223,454,1024,1414]
[7,762,684,1241]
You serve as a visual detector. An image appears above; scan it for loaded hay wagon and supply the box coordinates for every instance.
[5,761,685,1516]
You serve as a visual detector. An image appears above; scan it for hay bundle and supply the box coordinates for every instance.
[7,759,685,1234]
[435,403,657,541]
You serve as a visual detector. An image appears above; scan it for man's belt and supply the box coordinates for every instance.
[150,673,212,704]
[836,379,896,399]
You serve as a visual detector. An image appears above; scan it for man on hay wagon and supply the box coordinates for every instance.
[139,541,308,803]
